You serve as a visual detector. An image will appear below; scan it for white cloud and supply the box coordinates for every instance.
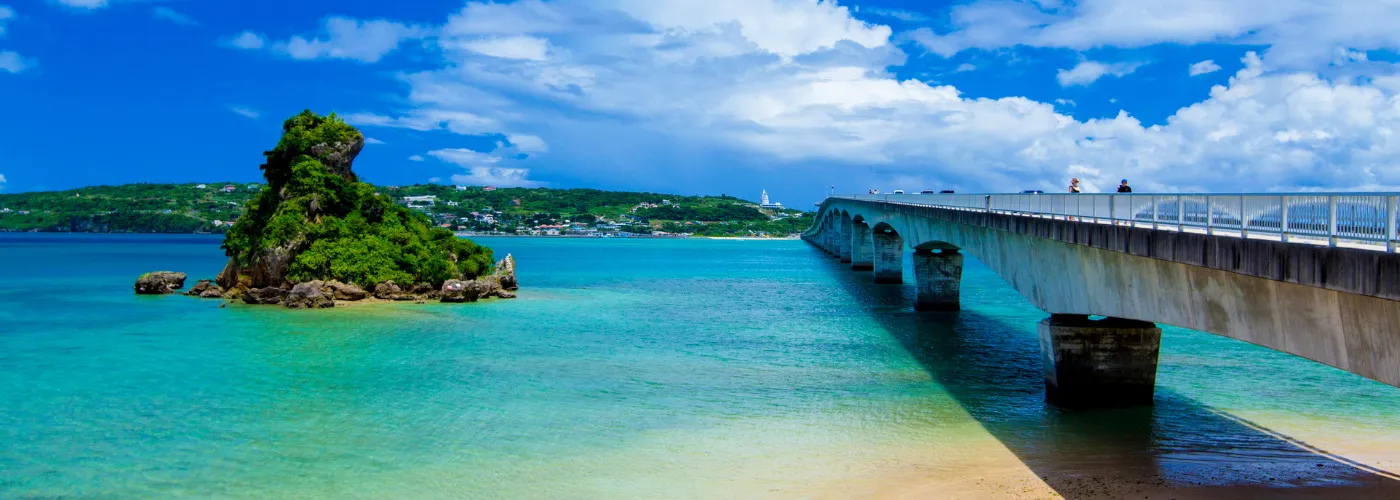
[0,5,13,36]
[225,31,267,50]
[52,0,106,9]
[858,7,932,23]
[953,63,976,72]
[507,134,548,153]
[1054,98,1076,107]
[365,137,386,145]
[906,0,1400,69]
[277,17,425,63]
[342,1,1400,194]
[229,106,260,119]
[345,110,498,135]
[0,173,7,190]
[408,155,425,162]
[152,7,196,26]
[428,176,443,183]
[430,148,542,187]
[1189,59,1221,76]
[0,50,28,73]
[1056,60,1142,86]
[454,35,550,61]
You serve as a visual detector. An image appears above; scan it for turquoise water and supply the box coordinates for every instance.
[2,234,1400,498]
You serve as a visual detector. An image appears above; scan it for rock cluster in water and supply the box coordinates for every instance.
[134,271,187,294]
[130,110,517,308]
[134,254,518,308]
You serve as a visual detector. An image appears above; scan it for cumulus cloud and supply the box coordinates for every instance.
[224,17,424,63]
[345,110,498,135]
[454,35,550,60]
[507,134,548,154]
[1056,60,1143,86]
[430,148,542,187]
[228,105,259,119]
[321,0,1400,193]
[906,0,1400,69]
[1189,59,1221,76]
[0,50,28,73]
[277,17,424,63]
[152,7,197,26]
[224,31,267,50]
[364,137,386,145]
[857,6,932,23]
[0,5,14,36]
[52,0,106,9]
[0,173,7,190]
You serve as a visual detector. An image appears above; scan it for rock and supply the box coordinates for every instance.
[410,283,434,295]
[440,279,477,303]
[325,280,367,301]
[495,290,517,299]
[372,280,417,301]
[286,282,334,309]
[186,279,223,298]
[495,254,518,291]
[135,271,187,295]
[242,287,287,305]
[373,280,402,300]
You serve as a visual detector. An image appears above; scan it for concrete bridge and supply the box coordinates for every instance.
[804,193,1400,408]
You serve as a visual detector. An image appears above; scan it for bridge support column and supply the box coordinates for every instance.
[872,229,903,284]
[839,217,852,263]
[1039,315,1161,409]
[821,220,835,255]
[913,249,962,311]
[851,221,873,270]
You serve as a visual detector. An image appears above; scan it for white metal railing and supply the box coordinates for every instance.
[832,192,1400,252]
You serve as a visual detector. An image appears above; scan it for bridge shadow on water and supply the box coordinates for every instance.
[812,250,1400,499]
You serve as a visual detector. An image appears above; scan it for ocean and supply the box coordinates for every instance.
[2,234,1399,498]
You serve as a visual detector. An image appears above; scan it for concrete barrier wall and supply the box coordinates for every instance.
[823,200,1400,389]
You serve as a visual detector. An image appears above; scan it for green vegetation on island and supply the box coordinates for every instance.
[217,111,495,290]
[0,184,811,238]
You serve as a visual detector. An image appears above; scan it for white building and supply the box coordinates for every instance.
[760,190,784,209]
[403,196,437,209]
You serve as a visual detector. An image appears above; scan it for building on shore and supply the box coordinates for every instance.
[760,190,784,209]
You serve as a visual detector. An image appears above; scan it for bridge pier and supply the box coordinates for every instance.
[872,228,903,284]
[851,221,873,270]
[913,249,962,311]
[817,219,828,254]
[838,216,853,263]
[1039,315,1161,409]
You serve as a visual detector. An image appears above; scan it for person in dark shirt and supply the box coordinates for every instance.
[1117,179,1132,193]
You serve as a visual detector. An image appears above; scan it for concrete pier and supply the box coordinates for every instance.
[851,221,873,271]
[838,215,853,263]
[1038,315,1161,409]
[872,228,903,284]
[913,249,963,311]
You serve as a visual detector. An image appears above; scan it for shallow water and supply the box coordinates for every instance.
[1,234,1399,498]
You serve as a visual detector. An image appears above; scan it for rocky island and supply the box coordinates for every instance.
[134,111,517,307]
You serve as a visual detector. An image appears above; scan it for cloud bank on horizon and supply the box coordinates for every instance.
[4,0,1400,198]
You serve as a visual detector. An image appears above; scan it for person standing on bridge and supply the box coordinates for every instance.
[1069,178,1081,193]
[1117,179,1132,193]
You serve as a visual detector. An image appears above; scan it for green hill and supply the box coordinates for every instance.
[0,182,811,237]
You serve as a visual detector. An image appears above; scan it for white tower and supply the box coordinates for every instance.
[761,190,770,205]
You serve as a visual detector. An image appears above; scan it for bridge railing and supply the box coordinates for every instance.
[835,193,1400,251]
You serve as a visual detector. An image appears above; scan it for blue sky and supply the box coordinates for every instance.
[3,0,1400,206]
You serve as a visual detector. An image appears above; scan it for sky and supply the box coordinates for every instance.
[4,1,1400,206]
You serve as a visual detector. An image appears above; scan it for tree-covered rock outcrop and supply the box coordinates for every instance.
[216,111,495,292]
